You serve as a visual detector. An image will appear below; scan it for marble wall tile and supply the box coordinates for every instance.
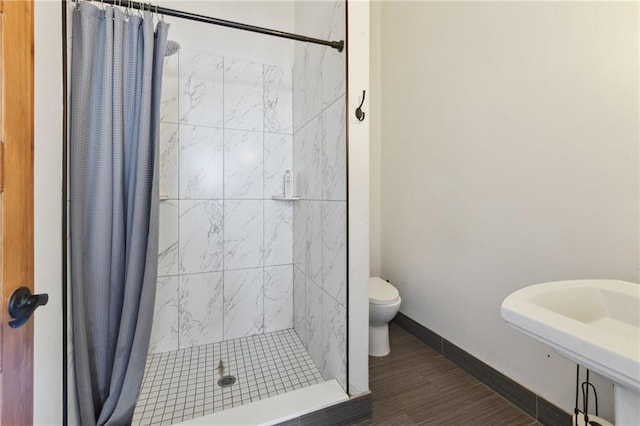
[155,48,299,350]
[158,200,179,277]
[179,200,224,274]
[264,65,293,134]
[179,125,223,199]
[149,275,179,354]
[292,42,306,132]
[306,201,323,284]
[264,133,293,198]
[305,44,324,120]
[322,49,346,110]
[322,201,346,306]
[321,1,346,108]
[179,50,224,127]
[224,129,263,199]
[293,43,323,132]
[224,59,263,131]
[264,265,293,332]
[224,268,264,339]
[293,266,307,345]
[224,200,263,270]
[324,1,346,41]
[159,123,179,200]
[322,97,347,201]
[264,200,293,266]
[293,114,323,200]
[321,291,347,390]
[306,279,325,373]
[179,272,224,348]
[161,53,179,123]
[291,3,348,373]
[293,200,307,271]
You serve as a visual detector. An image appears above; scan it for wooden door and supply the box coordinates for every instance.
[0,0,35,424]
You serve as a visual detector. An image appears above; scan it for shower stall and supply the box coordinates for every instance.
[66,1,349,424]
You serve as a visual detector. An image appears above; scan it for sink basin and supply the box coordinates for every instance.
[501,280,640,425]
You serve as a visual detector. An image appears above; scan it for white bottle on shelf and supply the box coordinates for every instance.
[284,170,294,198]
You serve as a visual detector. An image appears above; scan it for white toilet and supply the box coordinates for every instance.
[369,276,401,357]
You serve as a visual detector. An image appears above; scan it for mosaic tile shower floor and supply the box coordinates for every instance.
[132,329,324,425]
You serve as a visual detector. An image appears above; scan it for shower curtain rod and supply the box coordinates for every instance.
[78,0,345,52]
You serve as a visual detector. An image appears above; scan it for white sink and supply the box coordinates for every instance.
[501,280,640,426]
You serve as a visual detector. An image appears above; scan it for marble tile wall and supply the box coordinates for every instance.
[149,49,295,354]
[292,1,348,391]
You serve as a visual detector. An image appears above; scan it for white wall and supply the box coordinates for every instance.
[377,1,638,421]
[347,0,370,396]
[34,1,64,424]
[368,1,381,277]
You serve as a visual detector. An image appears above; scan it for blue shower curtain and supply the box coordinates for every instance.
[69,2,169,424]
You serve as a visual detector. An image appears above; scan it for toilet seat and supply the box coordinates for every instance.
[369,277,400,305]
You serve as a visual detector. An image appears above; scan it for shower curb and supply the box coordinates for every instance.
[273,392,372,426]
[393,312,572,426]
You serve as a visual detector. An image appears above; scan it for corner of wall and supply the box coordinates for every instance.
[369,0,382,278]
[347,0,371,396]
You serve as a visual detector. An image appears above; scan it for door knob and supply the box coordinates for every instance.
[8,287,48,328]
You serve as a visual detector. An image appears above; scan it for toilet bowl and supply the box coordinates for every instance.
[369,277,401,357]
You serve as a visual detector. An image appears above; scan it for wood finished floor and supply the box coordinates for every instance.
[356,323,540,426]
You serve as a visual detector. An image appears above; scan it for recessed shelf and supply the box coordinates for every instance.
[272,195,301,201]
[160,195,170,201]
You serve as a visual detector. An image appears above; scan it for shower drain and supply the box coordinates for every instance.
[216,360,236,387]
[217,375,236,388]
